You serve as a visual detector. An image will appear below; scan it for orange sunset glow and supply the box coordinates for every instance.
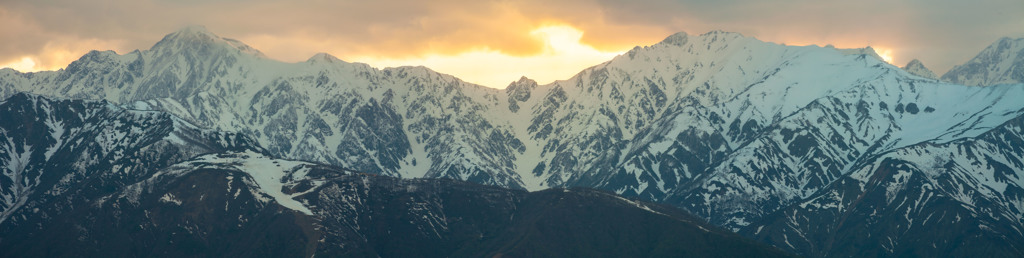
[1,0,1022,88]
[352,24,625,87]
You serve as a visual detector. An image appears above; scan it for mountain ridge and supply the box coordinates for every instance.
[902,59,938,79]
[0,94,792,256]
[941,37,1024,86]
[2,27,1023,257]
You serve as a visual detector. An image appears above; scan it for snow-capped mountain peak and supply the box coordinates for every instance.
[654,30,749,49]
[151,25,267,58]
[901,59,938,79]
[306,52,345,64]
[832,45,888,63]
[941,37,1024,86]
[658,32,690,47]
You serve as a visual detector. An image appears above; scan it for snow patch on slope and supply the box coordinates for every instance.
[190,151,316,215]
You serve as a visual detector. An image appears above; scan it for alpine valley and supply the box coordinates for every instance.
[1,26,1022,257]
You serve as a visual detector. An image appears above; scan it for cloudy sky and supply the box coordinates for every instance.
[1,0,1021,88]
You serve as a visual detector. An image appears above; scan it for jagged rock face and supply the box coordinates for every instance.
[506,76,538,113]
[652,81,1024,230]
[0,27,525,189]
[0,93,263,224]
[2,27,1024,257]
[744,113,1024,257]
[0,150,793,257]
[942,37,1024,86]
[528,31,1024,236]
[902,59,938,79]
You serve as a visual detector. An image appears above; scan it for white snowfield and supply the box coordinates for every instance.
[119,151,323,216]
[186,151,320,215]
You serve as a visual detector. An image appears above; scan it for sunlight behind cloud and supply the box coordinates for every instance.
[0,57,38,72]
[354,24,627,88]
[0,38,123,73]
[875,47,895,64]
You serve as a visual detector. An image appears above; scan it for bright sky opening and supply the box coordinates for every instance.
[354,24,626,88]
[0,57,37,72]
[875,47,895,64]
